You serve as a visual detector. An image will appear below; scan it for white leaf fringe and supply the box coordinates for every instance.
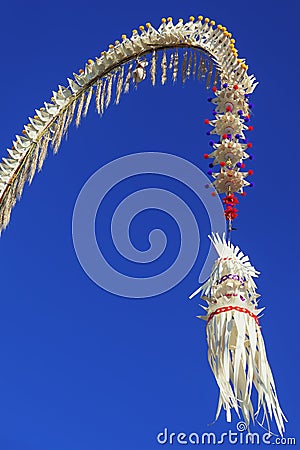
[75,92,86,127]
[115,67,124,105]
[213,69,219,86]
[0,188,13,231]
[192,51,197,79]
[105,74,113,109]
[38,131,51,172]
[100,78,107,115]
[190,233,287,436]
[182,51,187,83]
[150,51,157,86]
[124,63,133,93]
[206,60,214,89]
[52,108,68,153]
[161,51,167,85]
[15,165,27,199]
[186,51,193,79]
[83,86,94,117]
[28,143,40,184]
[172,50,179,83]
[95,79,103,114]
[169,52,174,70]
[63,100,77,135]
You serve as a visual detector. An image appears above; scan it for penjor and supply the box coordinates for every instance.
[0,12,287,437]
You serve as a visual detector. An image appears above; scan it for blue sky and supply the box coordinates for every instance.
[0,1,299,449]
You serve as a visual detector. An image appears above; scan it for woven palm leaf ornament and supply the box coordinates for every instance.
[0,16,286,434]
